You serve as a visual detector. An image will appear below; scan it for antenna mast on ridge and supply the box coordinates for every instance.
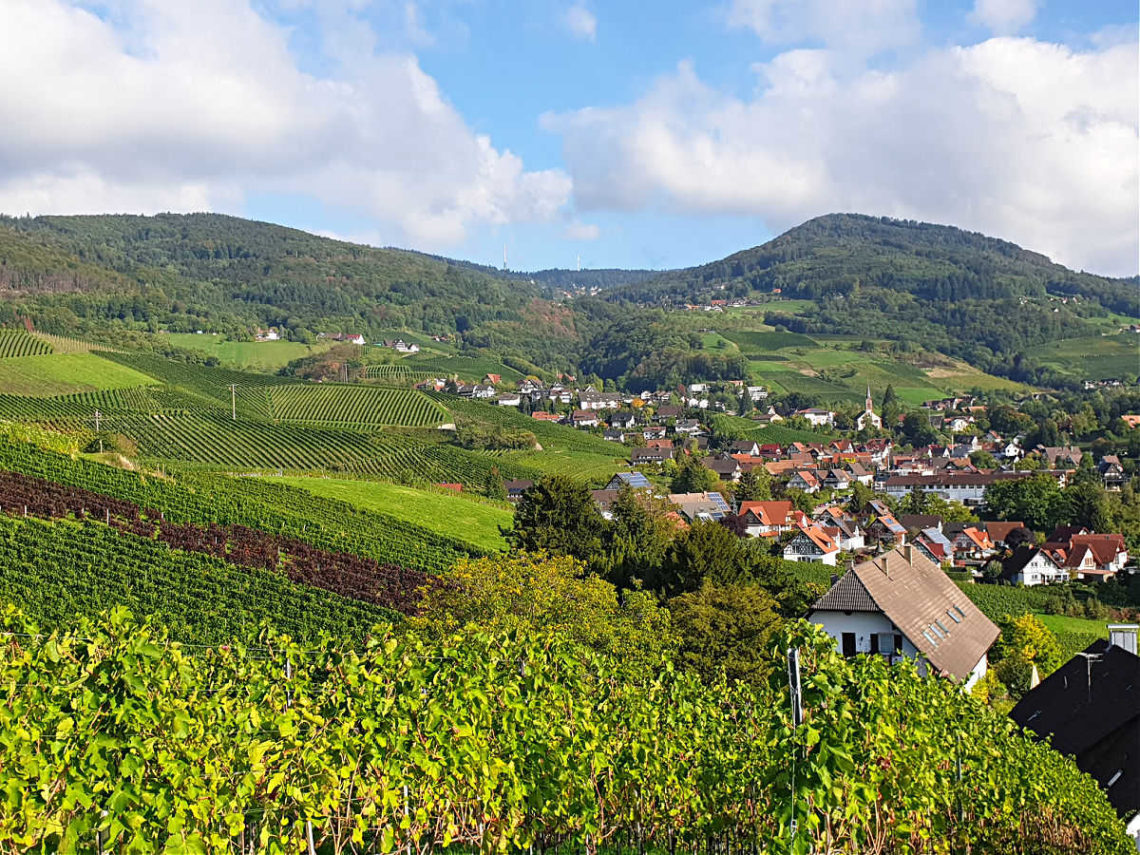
[502,244,508,271]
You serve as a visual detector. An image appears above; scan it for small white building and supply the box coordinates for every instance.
[796,408,835,427]
[1002,547,1069,586]
[807,546,999,690]
[783,524,839,566]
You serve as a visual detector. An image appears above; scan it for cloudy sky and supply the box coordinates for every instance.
[2,0,1137,275]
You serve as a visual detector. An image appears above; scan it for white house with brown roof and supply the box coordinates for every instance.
[738,500,796,537]
[1001,546,1068,586]
[783,522,839,566]
[808,546,999,690]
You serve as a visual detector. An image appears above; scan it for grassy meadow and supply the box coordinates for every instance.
[272,476,513,551]
[0,353,157,397]
[713,328,1028,405]
[162,334,336,372]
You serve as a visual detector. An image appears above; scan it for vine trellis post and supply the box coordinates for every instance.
[786,646,803,846]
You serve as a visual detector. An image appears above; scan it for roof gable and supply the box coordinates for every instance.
[811,570,879,612]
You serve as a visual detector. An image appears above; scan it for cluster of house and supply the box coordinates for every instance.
[414,374,774,419]
[379,338,419,354]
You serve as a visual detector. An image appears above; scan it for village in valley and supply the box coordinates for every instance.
[417,369,1131,584]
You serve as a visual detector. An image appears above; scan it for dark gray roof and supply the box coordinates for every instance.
[1011,639,1139,818]
[810,570,879,612]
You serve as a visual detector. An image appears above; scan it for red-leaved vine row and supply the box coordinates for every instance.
[0,469,439,614]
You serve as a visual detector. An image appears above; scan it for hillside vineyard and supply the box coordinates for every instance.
[0,209,1132,852]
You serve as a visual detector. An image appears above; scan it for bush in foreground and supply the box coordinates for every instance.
[0,607,1129,854]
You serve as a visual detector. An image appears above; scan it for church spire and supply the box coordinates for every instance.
[866,385,873,414]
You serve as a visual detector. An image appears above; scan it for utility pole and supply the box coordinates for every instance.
[228,384,237,421]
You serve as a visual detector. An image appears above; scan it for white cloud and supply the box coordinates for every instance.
[969,0,1039,35]
[726,0,919,55]
[564,4,597,42]
[546,38,1139,275]
[564,221,600,240]
[0,0,570,249]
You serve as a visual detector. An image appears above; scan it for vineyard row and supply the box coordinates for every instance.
[0,469,439,614]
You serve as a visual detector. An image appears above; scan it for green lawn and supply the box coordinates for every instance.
[0,353,158,397]
[163,334,335,372]
[1034,614,1110,636]
[272,476,513,552]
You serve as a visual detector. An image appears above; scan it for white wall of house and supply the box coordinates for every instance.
[783,537,838,566]
[963,654,988,692]
[1013,553,1068,586]
[809,610,924,672]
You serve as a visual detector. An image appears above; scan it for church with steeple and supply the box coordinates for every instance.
[856,386,881,431]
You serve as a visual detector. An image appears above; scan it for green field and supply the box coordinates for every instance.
[726,330,819,351]
[1027,333,1139,381]
[274,476,513,551]
[163,334,335,371]
[0,353,158,397]
[492,448,628,482]
[717,327,1026,404]
[1035,614,1110,637]
[709,413,837,443]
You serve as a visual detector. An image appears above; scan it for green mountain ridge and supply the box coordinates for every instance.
[0,211,1133,390]
[615,213,1135,310]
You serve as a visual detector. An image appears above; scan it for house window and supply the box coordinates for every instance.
[930,624,945,640]
[869,634,879,655]
[952,605,965,619]
[894,634,903,653]
[842,633,856,657]
[922,630,939,646]
[947,608,961,624]
[935,619,949,634]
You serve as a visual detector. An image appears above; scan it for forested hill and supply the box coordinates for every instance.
[612,213,1135,315]
[0,213,541,338]
[601,213,1136,382]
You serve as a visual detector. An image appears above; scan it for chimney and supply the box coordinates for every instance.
[902,544,913,565]
[1108,624,1138,656]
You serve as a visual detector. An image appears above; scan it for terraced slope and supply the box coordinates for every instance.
[0,436,483,572]
[268,384,447,427]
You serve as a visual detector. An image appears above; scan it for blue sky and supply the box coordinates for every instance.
[2,0,1138,274]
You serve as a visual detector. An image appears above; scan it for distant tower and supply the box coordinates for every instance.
[503,244,508,271]
[577,253,581,272]
[858,385,882,431]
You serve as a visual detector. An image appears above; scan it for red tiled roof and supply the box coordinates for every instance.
[1069,534,1127,565]
[739,500,794,527]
